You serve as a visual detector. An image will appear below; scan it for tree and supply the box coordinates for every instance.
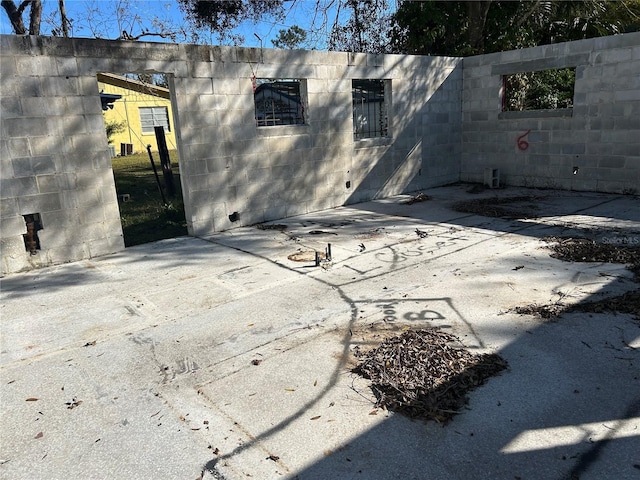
[391,0,640,56]
[329,0,394,53]
[178,0,394,52]
[1,0,42,35]
[104,118,127,144]
[271,25,306,49]
[178,0,285,44]
[81,0,189,42]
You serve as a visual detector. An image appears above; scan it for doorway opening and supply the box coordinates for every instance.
[98,72,187,247]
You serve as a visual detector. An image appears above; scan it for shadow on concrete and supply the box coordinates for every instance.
[194,188,639,479]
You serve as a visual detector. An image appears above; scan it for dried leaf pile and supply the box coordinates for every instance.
[510,237,640,320]
[544,236,640,265]
[568,289,640,317]
[402,193,432,205]
[256,224,288,231]
[510,303,565,319]
[452,196,541,219]
[352,329,508,423]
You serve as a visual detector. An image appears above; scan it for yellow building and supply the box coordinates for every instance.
[97,73,177,155]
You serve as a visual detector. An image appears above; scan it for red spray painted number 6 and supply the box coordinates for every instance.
[517,130,531,151]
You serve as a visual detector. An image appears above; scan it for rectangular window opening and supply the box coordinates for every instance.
[503,67,575,112]
[139,106,170,134]
[352,79,389,140]
[254,79,305,127]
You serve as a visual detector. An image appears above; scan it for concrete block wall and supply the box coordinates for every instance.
[175,49,462,235]
[1,36,125,274]
[0,35,461,273]
[461,32,640,193]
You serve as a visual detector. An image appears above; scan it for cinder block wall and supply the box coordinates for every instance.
[0,35,461,274]
[461,32,640,192]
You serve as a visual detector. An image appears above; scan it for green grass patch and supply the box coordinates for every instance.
[111,150,187,247]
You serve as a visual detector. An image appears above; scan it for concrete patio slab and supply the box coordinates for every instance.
[1,185,639,480]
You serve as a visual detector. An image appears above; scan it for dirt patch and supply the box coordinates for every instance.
[352,328,508,423]
[452,196,542,219]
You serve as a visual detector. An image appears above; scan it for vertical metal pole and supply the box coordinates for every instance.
[146,144,167,205]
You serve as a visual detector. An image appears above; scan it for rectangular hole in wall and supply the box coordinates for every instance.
[503,67,575,112]
[97,72,188,247]
[352,79,390,140]
[23,213,43,255]
[254,78,306,127]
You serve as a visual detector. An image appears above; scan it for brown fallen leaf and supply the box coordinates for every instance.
[313,379,318,387]
[284,388,295,392]
[35,432,43,439]
[369,410,378,415]
[310,416,321,420]
[26,397,38,402]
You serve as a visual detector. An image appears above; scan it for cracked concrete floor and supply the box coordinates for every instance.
[1,185,639,480]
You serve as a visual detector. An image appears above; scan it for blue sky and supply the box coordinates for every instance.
[0,0,345,49]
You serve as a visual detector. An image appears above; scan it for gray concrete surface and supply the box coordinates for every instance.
[1,185,639,480]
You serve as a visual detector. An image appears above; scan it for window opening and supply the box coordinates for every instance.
[352,79,389,140]
[23,213,43,255]
[254,79,305,126]
[140,106,170,134]
[503,67,575,112]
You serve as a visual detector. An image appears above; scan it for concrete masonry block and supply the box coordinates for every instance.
[55,56,78,76]
[189,61,213,79]
[1,96,22,118]
[11,157,33,177]
[214,78,240,95]
[183,77,214,95]
[27,156,56,175]
[0,194,18,217]
[42,76,80,96]
[613,89,640,102]
[5,176,39,198]
[598,157,626,169]
[88,235,124,258]
[70,132,108,154]
[36,174,62,194]
[3,117,49,139]
[18,192,62,214]
[235,47,261,64]
[15,55,57,77]
[43,243,89,265]
[0,215,25,237]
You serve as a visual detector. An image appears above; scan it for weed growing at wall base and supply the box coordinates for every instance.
[111,151,187,246]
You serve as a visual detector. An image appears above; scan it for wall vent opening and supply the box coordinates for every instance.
[23,213,43,255]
